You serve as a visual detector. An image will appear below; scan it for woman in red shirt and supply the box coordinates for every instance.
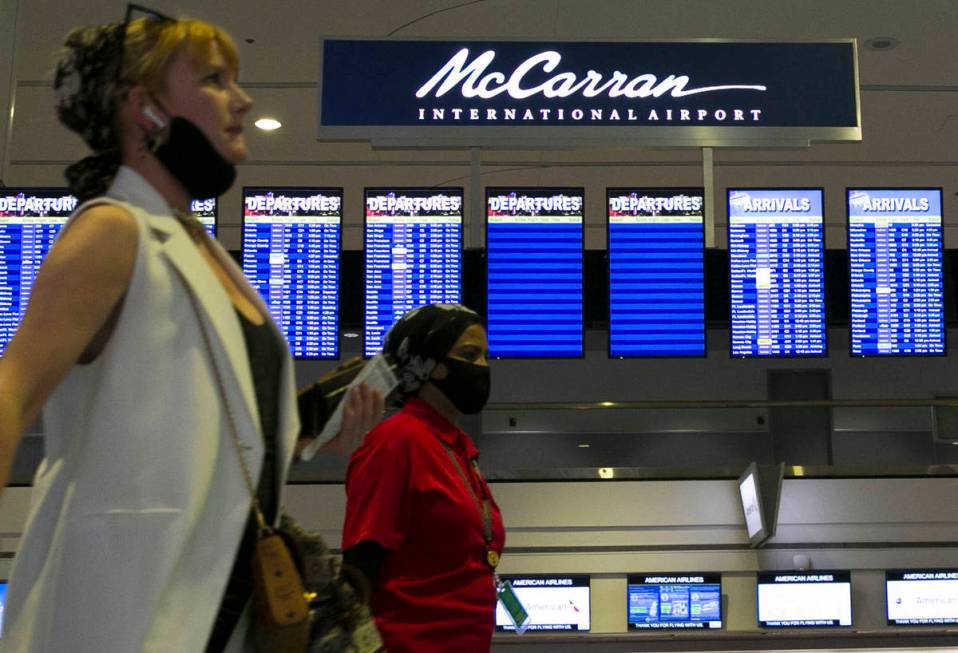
[343,304,505,653]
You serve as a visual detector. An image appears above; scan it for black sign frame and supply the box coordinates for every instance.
[318,38,861,148]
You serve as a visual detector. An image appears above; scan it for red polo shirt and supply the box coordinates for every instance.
[343,397,505,653]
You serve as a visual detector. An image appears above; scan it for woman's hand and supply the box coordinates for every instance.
[295,383,385,458]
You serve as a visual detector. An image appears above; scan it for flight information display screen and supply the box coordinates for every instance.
[242,188,341,359]
[886,570,958,625]
[486,187,583,357]
[757,571,852,628]
[0,189,76,355]
[848,188,944,356]
[728,188,826,357]
[608,188,705,357]
[190,198,218,238]
[495,575,591,632]
[364,188,462,356]
[627,573,722,629]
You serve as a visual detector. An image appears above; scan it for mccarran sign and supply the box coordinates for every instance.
[318,39,860,147]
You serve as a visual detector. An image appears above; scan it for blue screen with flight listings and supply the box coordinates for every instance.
[364,188,462,356]
[848,188,944,356]
[608,188,705,357]
[0,189,76,355]
[242,188,341,359]
[486,187,583,357]
[728,188,826,357]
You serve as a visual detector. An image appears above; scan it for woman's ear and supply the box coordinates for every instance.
[123,85,163,133]
[430,361,448,381]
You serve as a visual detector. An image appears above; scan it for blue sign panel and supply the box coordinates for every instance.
[608,188,705,357]
[728,189,826,357]
[190,198,218,238]
[627,574,722,630]
[487,188,584,357]
[320,40,859,146]
[848,188,944,356]
[0,190,217,356]
[364,188,462,357]
[242,188,341,360]
[0,189,76,355]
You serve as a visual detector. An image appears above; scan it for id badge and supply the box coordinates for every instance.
[497,579,531,635]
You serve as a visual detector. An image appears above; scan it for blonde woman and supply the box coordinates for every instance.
[0,10,380,652]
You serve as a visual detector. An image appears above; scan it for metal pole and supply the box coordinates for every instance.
[702,146,715,247]
[0,0,21,186]
[469,146,482,248]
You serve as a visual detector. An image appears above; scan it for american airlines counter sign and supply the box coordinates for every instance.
[318,40,860,148]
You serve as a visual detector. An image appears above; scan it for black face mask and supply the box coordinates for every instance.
[152,117,236,199]
[431,357,490,415]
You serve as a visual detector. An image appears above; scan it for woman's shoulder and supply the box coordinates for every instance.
[73,201,137,227]
[62,200,139,246]
[361,405,435,451]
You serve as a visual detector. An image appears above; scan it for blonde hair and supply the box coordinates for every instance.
[119,16,239,93]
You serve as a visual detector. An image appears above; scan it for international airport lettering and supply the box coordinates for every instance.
[366,195,462,214]
[244,194,341,214]
[418,107,761,124]
[609,195,702,214]
[774,574,834,582]
[415,48,765,124]
[488,194,582,214]
[0,195,77,215]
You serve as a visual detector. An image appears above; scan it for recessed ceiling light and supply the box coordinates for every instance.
[578,443,591,448]
[864,37,900,51]
[254,117,282,131]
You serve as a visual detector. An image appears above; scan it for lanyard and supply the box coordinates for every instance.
[439,441,499,568]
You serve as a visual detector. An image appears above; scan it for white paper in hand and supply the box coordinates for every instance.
[298,354,398,461]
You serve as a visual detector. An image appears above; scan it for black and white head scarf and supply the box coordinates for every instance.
[53,23,127,201]
[383,304,483,396]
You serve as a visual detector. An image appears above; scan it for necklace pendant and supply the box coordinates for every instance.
[486,549,500,568]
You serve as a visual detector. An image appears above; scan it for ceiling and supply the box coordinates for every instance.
[2,0,957,251]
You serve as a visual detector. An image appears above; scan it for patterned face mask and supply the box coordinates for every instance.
[53,22,126,201]
[53,5,173,201]
[382,304,484,397]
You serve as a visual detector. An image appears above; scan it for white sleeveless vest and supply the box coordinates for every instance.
[3,167,299,652]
